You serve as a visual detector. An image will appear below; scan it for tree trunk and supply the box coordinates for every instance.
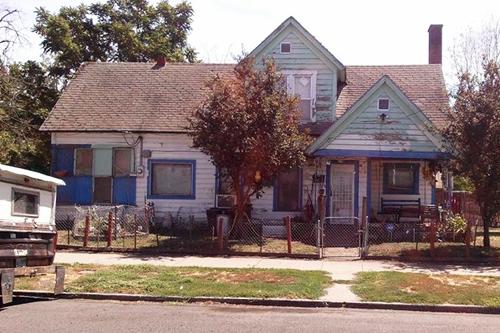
[482,211,491,248]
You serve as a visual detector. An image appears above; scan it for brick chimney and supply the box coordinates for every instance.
[428,24,443,64]
[156,55,167,67]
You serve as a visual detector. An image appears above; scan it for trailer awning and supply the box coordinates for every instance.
[0,164,66,186]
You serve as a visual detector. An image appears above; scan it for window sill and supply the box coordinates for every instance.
[147,195,196,200]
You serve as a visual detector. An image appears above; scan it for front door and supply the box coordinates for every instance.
[330,163,355,224]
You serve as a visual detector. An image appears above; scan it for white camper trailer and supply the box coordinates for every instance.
[0,164,65,303]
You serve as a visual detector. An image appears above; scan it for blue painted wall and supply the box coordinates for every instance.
[113,177,136,205]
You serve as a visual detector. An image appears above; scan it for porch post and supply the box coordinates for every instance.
[325,162,331,217]
[366,158,372,223]
[354,160,359,218]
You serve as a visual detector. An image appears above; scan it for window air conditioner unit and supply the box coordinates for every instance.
[216,194,236,208]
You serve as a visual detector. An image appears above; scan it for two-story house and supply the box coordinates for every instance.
[41,17,450,225]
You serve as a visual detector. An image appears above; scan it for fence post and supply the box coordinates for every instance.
[317,188,326,225]
[429,218,436,258]
[317,219,322,259]
[83,214,90,247]
[67,215,71,245]
[107,211,113,247]
[217,217,224,252]
[361,197,367,258]
[284,216,292,254]
[134,214,138,250]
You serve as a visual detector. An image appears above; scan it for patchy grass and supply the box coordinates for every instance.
[15,264,331,299]
[228,238,318,255]
[351,271,500,307]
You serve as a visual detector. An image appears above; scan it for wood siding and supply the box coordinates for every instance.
[253,30,337,122]
[326,86,440,152]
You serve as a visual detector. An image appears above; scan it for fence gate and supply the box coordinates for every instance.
[320,216,363,258]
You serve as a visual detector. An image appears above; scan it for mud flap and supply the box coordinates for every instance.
[1,270,15,304]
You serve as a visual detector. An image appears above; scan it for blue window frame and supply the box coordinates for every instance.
[273,168,302,211]
[383,163,419,195]
[148,159,196,200]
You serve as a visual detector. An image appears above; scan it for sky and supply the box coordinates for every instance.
[3,0,500,72]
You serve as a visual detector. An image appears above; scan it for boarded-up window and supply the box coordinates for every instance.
[217,169,232,195]
[113,148,133,176]
[275,168,301,211]
[93,177,112,203]
[12,189,39,216]
[93,148,113,176]
[151,161,194,198]
[75,148,93,176]
[383,163,419,195]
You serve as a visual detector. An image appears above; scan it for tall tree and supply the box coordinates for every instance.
[0,7,23,65]
[443,61,500,248]
[188,58,311,225]
[445,21,500,248]
[34,0,196,79]
[0,61,59,172]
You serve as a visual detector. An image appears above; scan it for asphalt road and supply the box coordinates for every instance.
[1,299,499,333]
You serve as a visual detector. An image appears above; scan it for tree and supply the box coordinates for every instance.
[34,0,196,79]
[0,61,59,172]
[443,60,500,248]
[0,7,23,65]
[188,58,311,225]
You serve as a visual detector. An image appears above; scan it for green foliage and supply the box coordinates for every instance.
[453,175,475,192]
[443,61,500,247]
[445,214,467,234]
[34,0,196,79]
[0,61,59,172]
[188,57,312,220]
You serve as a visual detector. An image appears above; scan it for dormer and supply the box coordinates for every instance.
[249,17,345,123]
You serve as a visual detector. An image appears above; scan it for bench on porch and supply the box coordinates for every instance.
[370,198,422,242]
[379,198,421,223]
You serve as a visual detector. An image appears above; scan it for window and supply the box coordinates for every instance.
[93,177,112,203]
[383,163,419,195]
[217,168,232,195]
[113,148,134,176]
[274,168,301,211]
[12,188,39,217]
[378,98,390,110]
[280,42,291,53]
[75,148,93,176]
[284,71,317,122]
[149,160,196,199]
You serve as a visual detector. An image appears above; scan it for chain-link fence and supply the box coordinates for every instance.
[55,206,320,257]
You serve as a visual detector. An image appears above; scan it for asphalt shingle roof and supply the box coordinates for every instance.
[40,62,449,133]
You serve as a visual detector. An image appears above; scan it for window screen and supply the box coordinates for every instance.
[113,148,133,176]
[93,177,112,203]
[383,163,418,194]
[12,189,39,216]
[151,162,194,197]
[378,98,390,110]
[280,42,291,53]
[217,169,232,195]
[275,168,301,211]
[75,148,93,176]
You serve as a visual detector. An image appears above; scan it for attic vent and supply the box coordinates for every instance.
[280,42,291,53]
[378,98,390,110]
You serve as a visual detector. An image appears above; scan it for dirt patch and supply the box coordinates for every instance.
[181,270,297,284]
[429,274,498,287]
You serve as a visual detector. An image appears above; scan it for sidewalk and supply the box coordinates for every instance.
[55,251,500,279]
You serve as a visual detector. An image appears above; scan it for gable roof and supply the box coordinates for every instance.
[40,62,234,132]
[308,75,445,153]
[248,16,345,80]
[337,64,449,128]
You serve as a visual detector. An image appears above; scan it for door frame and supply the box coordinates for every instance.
[326,160,359,219]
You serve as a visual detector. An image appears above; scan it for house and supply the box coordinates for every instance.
[40,17,450,226]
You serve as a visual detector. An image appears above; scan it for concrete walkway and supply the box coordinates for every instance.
[55,251,500,280]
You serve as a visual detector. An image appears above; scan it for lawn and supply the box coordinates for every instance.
[15,264,331,299]
[367,227,500,258]
[351,271,500,307]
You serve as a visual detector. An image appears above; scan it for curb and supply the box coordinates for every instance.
[13,290,500,315]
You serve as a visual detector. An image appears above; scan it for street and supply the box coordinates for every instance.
[1,299,498,333]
